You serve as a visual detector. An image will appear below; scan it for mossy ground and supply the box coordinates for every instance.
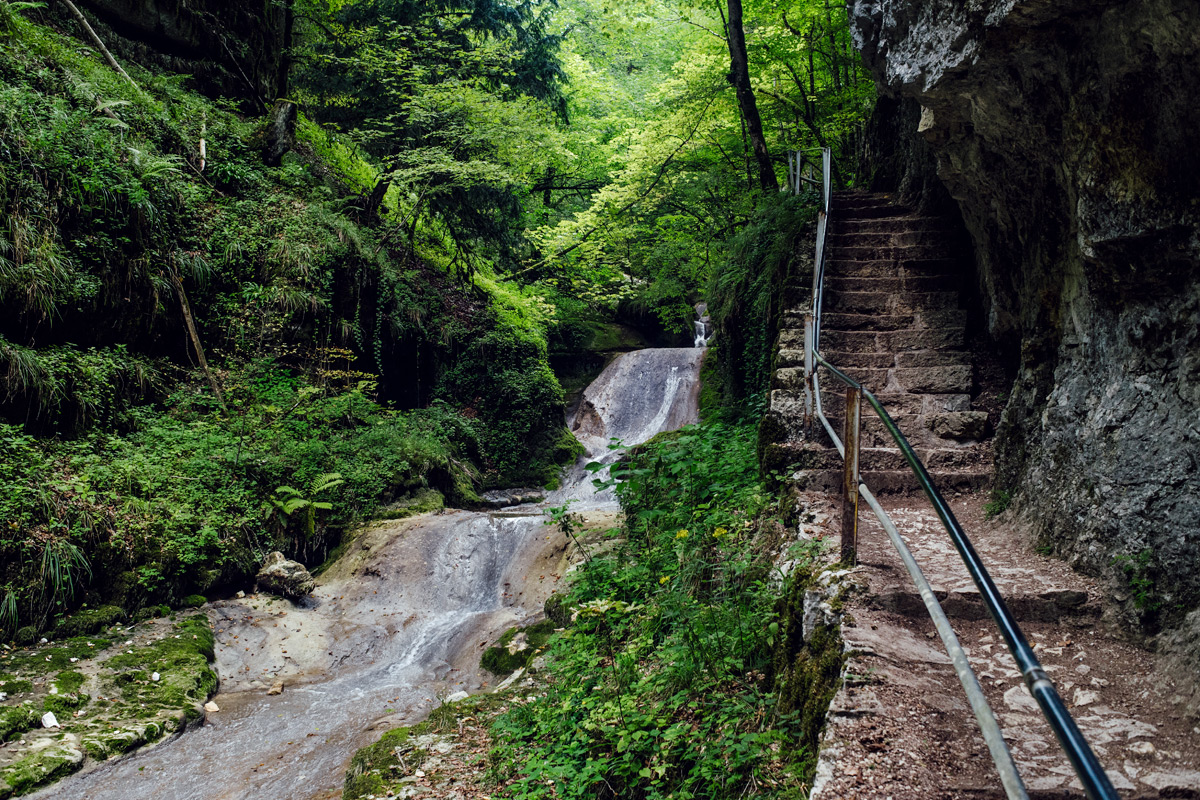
[0,612,217,797]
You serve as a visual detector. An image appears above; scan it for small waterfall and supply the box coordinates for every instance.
[693,302,712,348]
[44,347,707,800]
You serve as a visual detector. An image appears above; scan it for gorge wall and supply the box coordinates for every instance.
[74,0,287,103]
[848,0,1200,658]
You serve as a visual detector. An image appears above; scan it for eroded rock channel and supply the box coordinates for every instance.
[36,347,703,800]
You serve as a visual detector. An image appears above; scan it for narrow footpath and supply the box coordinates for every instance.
[775,191,1200,798]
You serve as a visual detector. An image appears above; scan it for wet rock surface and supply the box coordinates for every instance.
[850,0,1200,673]
[34,348,702,800]
[479,489,546,509]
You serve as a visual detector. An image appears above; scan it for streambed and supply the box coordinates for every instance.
[38,348,703,800]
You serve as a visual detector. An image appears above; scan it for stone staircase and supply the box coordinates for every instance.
[769,190,992,493]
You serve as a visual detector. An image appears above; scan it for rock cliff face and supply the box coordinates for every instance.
[75,0,288,103]
[849,0,1199,639]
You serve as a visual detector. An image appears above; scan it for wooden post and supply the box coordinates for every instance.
[803,313,815,434]
[841,386,861,564]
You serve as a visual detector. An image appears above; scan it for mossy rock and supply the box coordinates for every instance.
[480,619,557,676]
[13,626,36,647]
[343,727,413,800]
[133,604,171,623]
[179,595,207,609]
[376,488,444,520]
[53,605,126,639]
[0,741,85,797]
[0,704,38,741]
[544,594,572,628]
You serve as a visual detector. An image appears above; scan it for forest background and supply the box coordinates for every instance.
[0,0,871,644]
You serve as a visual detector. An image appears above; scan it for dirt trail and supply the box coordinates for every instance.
[807,490,1200,799]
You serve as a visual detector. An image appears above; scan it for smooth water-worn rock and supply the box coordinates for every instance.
[36,348,702,800]
[850,0,1200,649]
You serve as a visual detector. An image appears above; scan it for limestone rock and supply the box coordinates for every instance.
[255,551,315,600]
[444,690,470,703]
[480,488,546,508]
[41,711,60,729]
[267,679,284,696]
[204,701,220,713]
[849,0,1200,653]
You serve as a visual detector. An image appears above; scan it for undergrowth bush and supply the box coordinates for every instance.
[708,197,815,404]
[0,360,482,636]
[0,13,579,637]
[489,421,817,800]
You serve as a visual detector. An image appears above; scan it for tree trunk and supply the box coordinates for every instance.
[276,0,295,99]
[363,177,391,224]
[725,0,777,193]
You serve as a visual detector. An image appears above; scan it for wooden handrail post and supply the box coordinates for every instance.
[841,385,861,564]
[803,313,815,434]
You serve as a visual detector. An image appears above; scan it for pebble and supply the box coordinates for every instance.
[204,701,220,713]
[1128,741,1155,757]
[151,672,160,682]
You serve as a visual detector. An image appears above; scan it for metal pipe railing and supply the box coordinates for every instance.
[797,154,1118,800]
[813,354,1117,800]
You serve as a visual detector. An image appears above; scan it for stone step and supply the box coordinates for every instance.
[806,349,972,370]
[826,309,968,332]
[778,349,894,369]
[832,192,896,208]
[782,362,972,395]
[767,385,972,424]
[835,204,914,220]
[825,274,963,293]
[819,326,966,353]
[825,258,963,278]
[819,390,971,418]
[825,291,962,315]
[834,217,954,235]
[826,230,964,248]
[827,244,956,262]
[784,442,988,472]
[793,467,992,494]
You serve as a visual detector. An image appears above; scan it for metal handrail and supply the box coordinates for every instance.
[798,158,1119,800]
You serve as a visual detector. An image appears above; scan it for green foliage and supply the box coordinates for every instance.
[709,196,816,404]
[488,421,815,799]
[272,472,345,541]
[983,489,1013,519]
[1114,549,1160,612]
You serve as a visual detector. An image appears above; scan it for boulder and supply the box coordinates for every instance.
[255,552,315,600]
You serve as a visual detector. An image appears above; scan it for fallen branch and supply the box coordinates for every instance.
[61,0,139,92]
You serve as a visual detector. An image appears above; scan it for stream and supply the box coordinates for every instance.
[41,347,705,800]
